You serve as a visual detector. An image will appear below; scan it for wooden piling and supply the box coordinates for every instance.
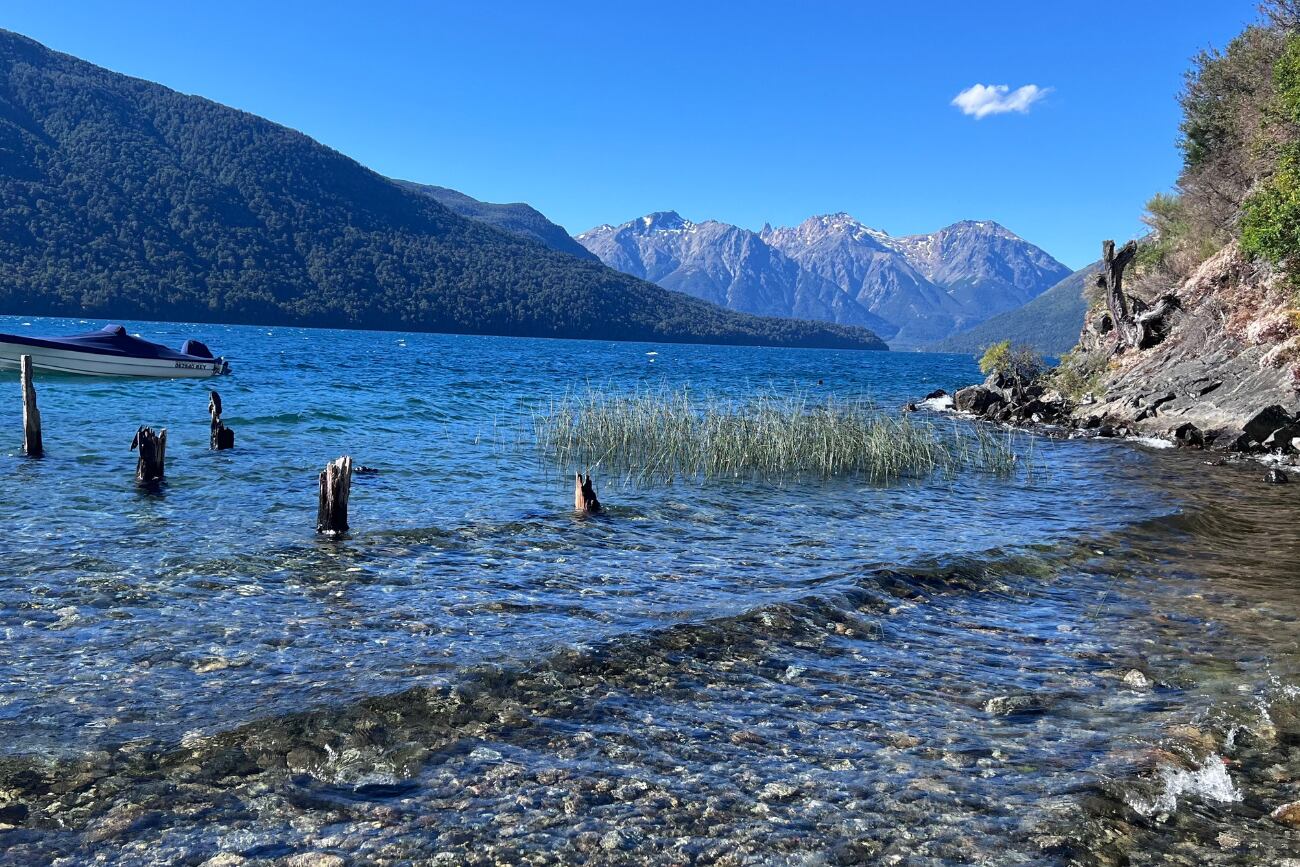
[317,455,353,534]
[208,390,234,450]
[574,472,601,514]
[20,355,42,458]
[131,426,167,484]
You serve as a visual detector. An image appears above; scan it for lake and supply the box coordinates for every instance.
[1,315,1298,865]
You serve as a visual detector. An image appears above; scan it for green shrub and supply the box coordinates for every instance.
[1049,349,1108,401]
[1241,155,1300,267]
[978,340,1046,387]
[1240,35,1300,275]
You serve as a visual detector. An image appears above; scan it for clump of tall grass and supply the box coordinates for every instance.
[532,387,1024,484]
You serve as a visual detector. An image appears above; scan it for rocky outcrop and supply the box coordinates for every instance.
[1071,244,1299,448]
[932,242,1300,472]
[951,373,1069,425]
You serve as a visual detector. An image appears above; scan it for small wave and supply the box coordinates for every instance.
[1125,754,1241,820]
[1127,435,1174,450]
[920,395,954,411]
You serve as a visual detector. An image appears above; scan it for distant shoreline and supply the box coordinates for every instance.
[0,311,896,355]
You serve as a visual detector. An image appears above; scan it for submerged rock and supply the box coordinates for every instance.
[1122,670,1152,689]
[1265,469,1290,484]
[757,781,800,802]
[284,854,347,867]
[199,855,248,867]
[985,694,1049,717]
[1271,801,1300,827]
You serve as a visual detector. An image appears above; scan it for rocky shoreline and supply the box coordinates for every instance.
[914,373,1300,482]
[918,242,1300,481]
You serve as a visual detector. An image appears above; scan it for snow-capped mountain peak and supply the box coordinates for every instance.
[575,210,1070,349]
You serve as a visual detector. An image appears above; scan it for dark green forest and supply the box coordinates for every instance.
[392,180,599,262]
[0,30,886,350]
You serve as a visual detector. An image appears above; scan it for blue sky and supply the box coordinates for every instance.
[4,1,1260,268]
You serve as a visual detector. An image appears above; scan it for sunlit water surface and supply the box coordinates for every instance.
[1,316,1297,865]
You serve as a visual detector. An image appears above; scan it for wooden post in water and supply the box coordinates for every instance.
[317,455,353,534]
[574,472,601,514]
[131,426,167,484]
[208,390,234,450]
[19,355,42,458]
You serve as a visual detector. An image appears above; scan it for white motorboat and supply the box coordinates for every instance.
[0,324,230,378]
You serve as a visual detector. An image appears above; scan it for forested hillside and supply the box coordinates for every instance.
[926,263,1094,357]
[392,181,598,261]
[0,31,885,350]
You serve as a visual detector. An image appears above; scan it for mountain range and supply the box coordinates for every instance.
[577,212,1072,349]
[0,30,885,351]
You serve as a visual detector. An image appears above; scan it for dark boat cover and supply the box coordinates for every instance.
[0,324,218,360]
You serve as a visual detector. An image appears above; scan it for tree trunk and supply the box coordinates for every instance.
[209,390,234,450]
[574,473,601,513]
[1099,240,1140,348]
[1096,239,1180,350]
[131,426,167,484]
[317,455,353,534]
[20,355,42,458]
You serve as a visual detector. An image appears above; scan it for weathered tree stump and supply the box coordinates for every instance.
[574,472,601,514]
[1097,239,1180,351]
[19,355,42,458]
[317,455,353,534]
[208,390,234,450]
[130,426,167,484]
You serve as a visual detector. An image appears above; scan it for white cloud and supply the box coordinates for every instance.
[951,83,1050,119]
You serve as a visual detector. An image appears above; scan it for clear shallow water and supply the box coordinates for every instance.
[0,316,1298,865]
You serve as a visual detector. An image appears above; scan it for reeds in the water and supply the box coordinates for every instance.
[532,387,1023,483]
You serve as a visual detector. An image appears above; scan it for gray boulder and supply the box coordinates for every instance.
[954,385,1003,415]
[1264,422,1300,453]
[1244,405,1296,444]
[1172,422,1205,449]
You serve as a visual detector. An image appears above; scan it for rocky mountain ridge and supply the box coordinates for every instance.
[575,212,892,334]
[578,211,1070,348]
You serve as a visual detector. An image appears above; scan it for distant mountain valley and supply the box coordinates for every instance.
[576,212,1072,349]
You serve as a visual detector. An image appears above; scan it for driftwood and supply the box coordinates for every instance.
[317,455,353,534]
[208,390,234,450]
[19,355,42,458]
[1097,239,1180,351]
[130,426,167,484]
[574,473,601,514]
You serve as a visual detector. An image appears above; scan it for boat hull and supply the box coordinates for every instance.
[0,339,226,378]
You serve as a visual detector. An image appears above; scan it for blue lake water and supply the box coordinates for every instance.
[1,315,1298,865]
